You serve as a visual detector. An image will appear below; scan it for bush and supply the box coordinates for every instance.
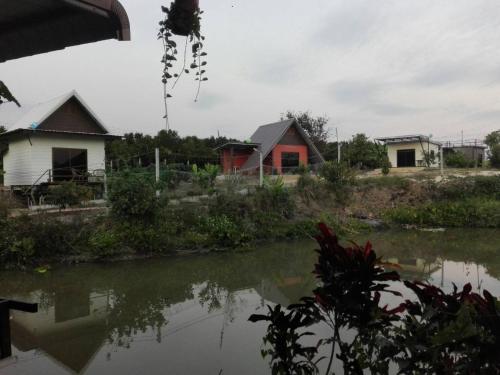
[490,144,500,168]
[201,215,250,247]
[88,226,122,258]
[356,176,410,190]
[47,182,93,208]
[251,224,500,374]
[192,164,219,190]
[436,176,500,200]
[386,198,500,228]
[319,161,355,187]
[108,171,160,220]
[381,157,391,175]
[254,177,295,219]
[296,174,322,202]
[445,151,472,168]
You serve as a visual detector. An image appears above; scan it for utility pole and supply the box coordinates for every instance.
[155,148,160,197]
[336,127,341,163]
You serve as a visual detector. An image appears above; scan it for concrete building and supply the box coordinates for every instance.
[376,135,442,168]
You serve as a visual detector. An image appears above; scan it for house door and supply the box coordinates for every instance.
[397,149,416,167]
[52,148,88,181]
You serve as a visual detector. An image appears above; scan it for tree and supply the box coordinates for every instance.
[485,130,500,149]
[491,144,500,168]
[283,111,330,153]
[0,126,6,134]
[345,133,386,170]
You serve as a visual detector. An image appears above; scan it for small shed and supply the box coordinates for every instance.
[0,90,118,187]
[218,119,325,174]
[376,135,442,168]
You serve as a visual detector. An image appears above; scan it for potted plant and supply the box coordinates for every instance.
[159,0,207,110]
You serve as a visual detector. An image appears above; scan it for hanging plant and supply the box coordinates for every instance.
[158,0,208,124]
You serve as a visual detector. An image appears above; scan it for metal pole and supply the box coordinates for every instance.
[440,146,444,177]
[155,148,160,197]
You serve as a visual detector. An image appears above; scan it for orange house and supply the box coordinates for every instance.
[218,119,325,174]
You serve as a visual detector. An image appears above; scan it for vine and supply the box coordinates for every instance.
[159,1,208,127]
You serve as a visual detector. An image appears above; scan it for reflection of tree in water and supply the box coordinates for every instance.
[1,240,318,372]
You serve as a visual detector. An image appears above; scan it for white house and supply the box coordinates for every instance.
[0,90,117,187]
[376,135,442,168]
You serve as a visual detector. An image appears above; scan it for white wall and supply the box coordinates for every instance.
[2,133,106,187]
[387,141,441,168]
[3,137,33,186]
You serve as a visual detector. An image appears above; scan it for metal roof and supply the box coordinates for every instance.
[216,142,260,151]
[376,134,442,146]
[7,90,110,133]
[241,119,325,170]
[0,0,130,63]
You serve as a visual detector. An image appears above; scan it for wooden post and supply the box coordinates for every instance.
[0,301,11,359]
[155,148,160,197]
[0,299,37,359]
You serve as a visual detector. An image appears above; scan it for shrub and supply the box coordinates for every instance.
[47,182,93,208]
[490,144,500,168]
[386,198,500,228]
[108,171,160,220]
[192,163,219,190]
[296,174,322,202]
[319,161,354,187]
[254,177,295,219]
[356,176,410,190]
[445,151,472,168]
[88,226,122,258]
[201,215,250,247]
[381,157,391,175]
[250,224,500,374]
[436,176,500,201]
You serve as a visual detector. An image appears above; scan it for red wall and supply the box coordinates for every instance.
[221,149,253,173]
[272,145,308,174]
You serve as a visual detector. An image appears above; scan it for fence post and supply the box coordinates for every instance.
[155,148,160,197]
[440,146,444,177]
[0,301,11,359]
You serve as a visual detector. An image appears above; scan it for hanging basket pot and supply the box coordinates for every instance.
[167,0,200,36]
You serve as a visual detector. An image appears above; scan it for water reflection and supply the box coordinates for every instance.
[1,229,499,375]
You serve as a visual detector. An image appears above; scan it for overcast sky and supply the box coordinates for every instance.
[2,0,500,142]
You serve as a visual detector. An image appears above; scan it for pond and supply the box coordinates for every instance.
[0,229,499,375]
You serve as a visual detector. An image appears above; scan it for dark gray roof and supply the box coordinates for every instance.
[241,119,325,170]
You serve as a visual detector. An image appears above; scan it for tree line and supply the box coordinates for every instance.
[106,111,389,171]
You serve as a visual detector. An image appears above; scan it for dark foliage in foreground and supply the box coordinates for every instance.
[250,223,500,374]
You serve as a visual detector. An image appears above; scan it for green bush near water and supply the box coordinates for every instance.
[386,198,500,228]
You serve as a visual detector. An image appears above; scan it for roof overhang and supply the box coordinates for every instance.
[216,142,260,151]
[0,128,121,141]
[376,135,442,146]
[0,0,131,63]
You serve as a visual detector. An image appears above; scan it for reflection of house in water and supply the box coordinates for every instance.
[11,289,110,374]
[385,257,441,278]
[256,275,316,307]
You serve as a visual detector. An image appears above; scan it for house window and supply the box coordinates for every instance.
[52,148,88,182]
[397,149,416,167]
[281,152,300,173]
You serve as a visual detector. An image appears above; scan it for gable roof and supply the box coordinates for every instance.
[241,119,325,170]
[8,90,109,134]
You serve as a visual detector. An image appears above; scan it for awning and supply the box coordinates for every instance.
[0,0,130,63]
